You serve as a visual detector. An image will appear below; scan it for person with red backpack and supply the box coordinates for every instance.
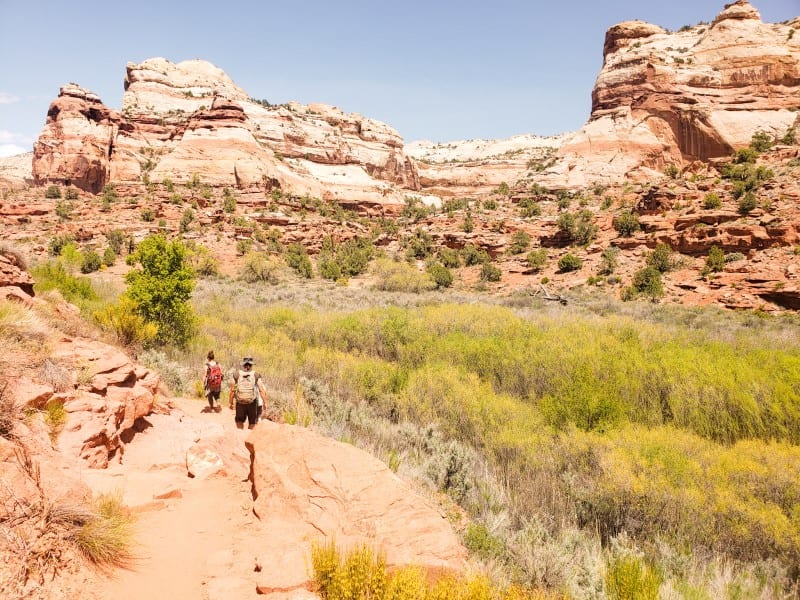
[203,350,224,412]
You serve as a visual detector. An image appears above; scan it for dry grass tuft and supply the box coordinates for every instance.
[74,493,135,567]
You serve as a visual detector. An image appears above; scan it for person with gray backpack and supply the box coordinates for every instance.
[228,356,267,429]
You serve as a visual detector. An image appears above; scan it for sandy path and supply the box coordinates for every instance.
[80,398,266,600]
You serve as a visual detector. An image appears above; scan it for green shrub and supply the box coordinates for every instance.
[507,231,532,255]
[464,523,504,560]
[80,251,102,274]
[438,247,461,269]
[613,210,640,237]
[125,234,196,348]
[605,554,661,600]
[141,208,155,222]
[725,252,746,263]
[223,189,236,213]
[599,246,620,275]
[286,243,313,278]
[401,196,431,223]
[48,234,75,257]
[162,178,175,192]
[426,262,453,288]
[527,248,548,272]
[738,191,757,214]
[64,187,79,200]
[240,252,281,284]
[31,261,97,303]
[102,247,116,267]
[518,198,542,218]
[462,244,489,266]
[749,130,773,153]
[405,229,434,260]
[627,266,663,300]
[55,200,72,221]
[479,262,502,282]
[703,192,722,209]
[706,246,725,273]
[101,184,118,204]
[732,147,758,164]
[558,253,582,272]
[559,210,597,245]
[496,182,511,196]
[44,184,61,199]
[319,236,374,280]
[482,198,497,210]
[372,258,436,293]
[664,164,680,178]
[94,296,158,347]
[645,243,674,273]
[780,127,796,145]
[106,229,126,255]
[186,243,219,277]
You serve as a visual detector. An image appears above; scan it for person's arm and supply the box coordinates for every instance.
[228,373,236,408]
[257,378,267,406]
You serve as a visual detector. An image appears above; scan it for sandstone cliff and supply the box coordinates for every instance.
[33,58,420,207]
[546,0,800,187]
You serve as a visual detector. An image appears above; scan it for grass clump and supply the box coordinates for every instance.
[372,258,436,293]
[75,493,134,566]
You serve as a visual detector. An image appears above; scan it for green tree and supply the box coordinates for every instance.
[613,210,640,237]
[286,243,313,278]
[706,245,726,273]
[124,234,196,348]
[646,243,674,273]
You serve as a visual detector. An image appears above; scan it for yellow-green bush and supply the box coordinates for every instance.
[604,554,661,600]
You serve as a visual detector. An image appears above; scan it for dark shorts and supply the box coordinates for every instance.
[206,389,221,405]
[235,401,259,426]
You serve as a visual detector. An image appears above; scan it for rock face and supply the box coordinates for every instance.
[245,422,467,595]
[33,58,420,208]
[546,0,800,187]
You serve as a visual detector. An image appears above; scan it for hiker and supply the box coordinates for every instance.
[203,351,224,412]
[229,356,267,429]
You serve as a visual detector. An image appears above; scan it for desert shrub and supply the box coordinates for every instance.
[105,229,126,255]
[625,266,664,301]
[482,198,498,210]
[286,243,313,278]
[223,189,236,213]
[102,247,116,267]
[55,200,72,221]
[462,210,474,233]
[48,235,75,257]
[496,182,511,196]
[240,252,282,284]
[613,210,640,237]
[75,493,134,565]
[732,147,758,164]
[405,229,434,260]
[44,184,61,199]
[605,554,661,600]
[31,261,97,303]
[558,210,596,245]
[464,522,505,560]
[558,253,582,272]
[125,234,196,348]
[738,191,757,214]
[80,251,102,274]
[462,245,489,266]
[702,192,721,209]
[749,130,773,153]
[94,296,158,347]
[527,248,548,272]
[179,208,194,233]
[426,262,454,288]
[140,208,155,222]
[599,246,620,275]
[64,187,79,200]
[438,247,461,269]
[645,243,674,273]
[401,196,431,223]
[508,231,532,255]
[705,246,725,273]
[519,198,542,218]
[725,252,745,263]
[480,262,502,282]
[372,258,436,293]
[185,243,219,277]
[780,127,796,145]
[664,164,680,178]
[101,183,118,204]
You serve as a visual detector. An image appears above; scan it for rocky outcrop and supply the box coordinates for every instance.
[547,0,800,186]
[5,335,163,469]
[32,84,120,193]
[33,58,421,208]
[246,422,467,595]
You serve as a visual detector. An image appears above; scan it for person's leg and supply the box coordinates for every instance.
[235,403,247,430]
[207,392,214,409]
[246,402,258,429]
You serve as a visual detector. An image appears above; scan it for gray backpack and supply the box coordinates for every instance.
[235,369,257,404]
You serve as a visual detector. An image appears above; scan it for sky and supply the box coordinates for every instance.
[0,0,797,157]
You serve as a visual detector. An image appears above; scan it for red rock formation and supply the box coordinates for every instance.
[33,58,421,208]
[32,84,120,193]
[549,0,800,187]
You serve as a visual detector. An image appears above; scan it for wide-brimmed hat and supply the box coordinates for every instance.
[242,356,254,366]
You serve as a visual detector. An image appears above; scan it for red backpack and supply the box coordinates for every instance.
[206,364,223,392]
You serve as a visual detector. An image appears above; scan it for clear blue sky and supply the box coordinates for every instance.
[0,0,797,157]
